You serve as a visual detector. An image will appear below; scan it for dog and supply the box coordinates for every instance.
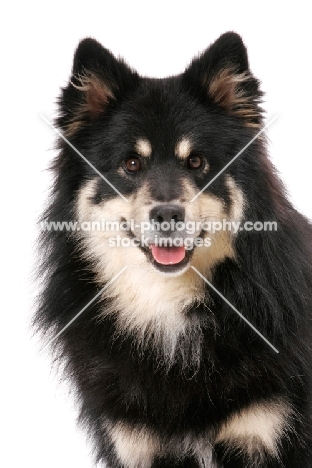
[37,32,312,467]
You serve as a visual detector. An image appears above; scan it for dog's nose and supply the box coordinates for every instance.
[149,204,185,224]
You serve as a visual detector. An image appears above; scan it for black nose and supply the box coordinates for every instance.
[149,204,185,225]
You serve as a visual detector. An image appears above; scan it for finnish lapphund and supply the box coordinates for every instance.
[36,32,312,467]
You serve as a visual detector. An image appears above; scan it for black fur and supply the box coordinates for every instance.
[36,32,312,467]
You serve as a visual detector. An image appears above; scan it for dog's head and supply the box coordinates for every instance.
[57,33,263,280]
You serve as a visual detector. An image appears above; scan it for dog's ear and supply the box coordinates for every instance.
[58,38,139,136]
[183,32,263,128]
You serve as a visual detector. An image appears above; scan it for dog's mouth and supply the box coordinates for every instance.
[146,244,190,273]
[146,243,192,274]
[125,224,199,274]
[149,244,186,265]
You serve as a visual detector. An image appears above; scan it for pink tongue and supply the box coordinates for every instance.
[150,245,186,265]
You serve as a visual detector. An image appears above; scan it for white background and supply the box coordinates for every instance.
[2,1,311,467]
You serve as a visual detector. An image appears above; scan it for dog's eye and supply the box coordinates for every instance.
[124,157,141,173]
[187,155,203,169]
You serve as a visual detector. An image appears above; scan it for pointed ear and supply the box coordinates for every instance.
[183,32,263,128]
[58,38,139,136]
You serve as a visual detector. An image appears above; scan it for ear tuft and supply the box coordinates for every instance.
[60,71,114,137]
[207,67,262,128]
[58,38,139,136]
[183,32,263,128]
[71,71,114,117]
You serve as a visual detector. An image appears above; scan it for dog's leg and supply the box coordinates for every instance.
[104,421,161,468]
[213,398,311,467]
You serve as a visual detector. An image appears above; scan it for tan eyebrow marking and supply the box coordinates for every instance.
[135,138,152,158]
[175,138,192,160]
